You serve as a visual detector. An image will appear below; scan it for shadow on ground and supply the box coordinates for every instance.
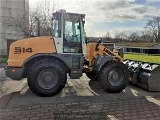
[0,76,160,108]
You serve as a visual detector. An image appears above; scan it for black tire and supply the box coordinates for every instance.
[27,59,67,97]
[85,71,98,81]
[98,60,129,93]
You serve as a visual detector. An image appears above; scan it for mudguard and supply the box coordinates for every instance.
[93,54,115,72]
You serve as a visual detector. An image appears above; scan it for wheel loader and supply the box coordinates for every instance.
[5,10,160,97]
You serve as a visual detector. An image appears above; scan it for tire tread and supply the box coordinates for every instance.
[27,58,67,97]
[98,60,129,93]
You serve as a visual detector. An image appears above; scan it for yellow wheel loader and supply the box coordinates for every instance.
[5,10,146,97]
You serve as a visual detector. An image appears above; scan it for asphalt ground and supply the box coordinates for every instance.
[0,64,160,120]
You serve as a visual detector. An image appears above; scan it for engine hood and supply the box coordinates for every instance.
[7,36,56,67]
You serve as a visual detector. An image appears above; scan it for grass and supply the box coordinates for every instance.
[124,54,160,64]
[0,57,8,63]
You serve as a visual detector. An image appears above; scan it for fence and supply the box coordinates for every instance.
[123,47,160,55]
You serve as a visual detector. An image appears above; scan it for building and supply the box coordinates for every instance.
[0,0,29,56]
[150,43,160,49]
[116,43,160,55]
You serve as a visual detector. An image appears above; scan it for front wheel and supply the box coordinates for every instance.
[98,60,129,93]
[27,59,67,97]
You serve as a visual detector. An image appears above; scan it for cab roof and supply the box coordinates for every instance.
[53,9,85,17]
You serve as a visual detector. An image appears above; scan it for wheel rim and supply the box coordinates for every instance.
[108,69,124,86]
[37,69,58,89]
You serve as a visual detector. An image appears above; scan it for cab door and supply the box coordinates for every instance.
[63,14,82,53]
[62,14,85,78]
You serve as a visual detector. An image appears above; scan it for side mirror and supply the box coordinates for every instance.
[95,39,102,51]
[98,39,102,43]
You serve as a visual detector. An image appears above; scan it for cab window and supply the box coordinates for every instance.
[63,14,82,53]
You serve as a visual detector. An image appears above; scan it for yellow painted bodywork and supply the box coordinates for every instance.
[8,37,122,69]
[7,36,56,67]
[85,42,123,70]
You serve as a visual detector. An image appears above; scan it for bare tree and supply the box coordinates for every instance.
[105,31,111,39]
[3,0,55,38]
[114,32,128,42]
[128,32,140,41]
[145,17,160,42]
[2,8,30,38]
[33,0,54,36]
[141,30,154,42]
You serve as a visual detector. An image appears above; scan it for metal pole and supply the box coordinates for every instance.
[158,17,160,42]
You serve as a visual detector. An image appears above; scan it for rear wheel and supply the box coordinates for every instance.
[27,59,67,97]
[85,71,98,81]
[98,60,129,93]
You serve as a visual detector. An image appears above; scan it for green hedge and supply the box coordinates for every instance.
[0,57,8,63]
[124,54,160,64]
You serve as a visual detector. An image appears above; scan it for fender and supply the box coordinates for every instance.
[6,53,82,80]
[93,54,116,72]
[23,53,72,69]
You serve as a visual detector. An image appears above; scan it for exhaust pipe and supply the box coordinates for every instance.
[123,59,160,91]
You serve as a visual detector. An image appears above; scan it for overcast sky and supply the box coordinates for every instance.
[30,0,160,37]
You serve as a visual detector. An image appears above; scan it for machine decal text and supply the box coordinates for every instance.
[14,47,33,54]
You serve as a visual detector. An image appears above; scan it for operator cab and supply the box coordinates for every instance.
[52,9,86,55]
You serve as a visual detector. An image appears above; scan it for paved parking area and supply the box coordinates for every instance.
[0,66,160,120]
[0,96,160,120]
